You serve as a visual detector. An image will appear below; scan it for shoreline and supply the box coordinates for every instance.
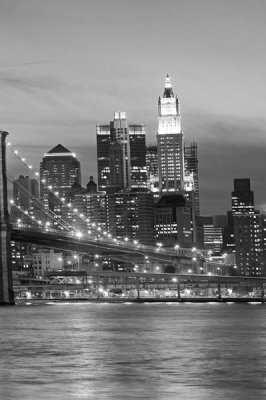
[15,296,266,305]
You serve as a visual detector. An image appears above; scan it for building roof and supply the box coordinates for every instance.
[47,144,71,154]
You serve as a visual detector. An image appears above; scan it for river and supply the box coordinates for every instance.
[1,302,266,399]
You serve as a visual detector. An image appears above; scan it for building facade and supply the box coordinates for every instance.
[230,179,264,276]
[184,143,199,216]
[157,74,184,193]
[40,144,81,220]
[154,75,195,248]
[97,113,147,191]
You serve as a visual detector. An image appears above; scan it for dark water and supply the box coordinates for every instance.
[1,303,266,400]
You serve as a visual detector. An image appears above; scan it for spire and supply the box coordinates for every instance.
[165,73,171,88]
[163,74,174,98]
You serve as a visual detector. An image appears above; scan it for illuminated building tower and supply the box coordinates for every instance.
[184,143,199,216]
[196,216,223,254]
[157,74,184,192]
[96,124,111,192]
[109,141,124,191]
[232,178,254,214]
[234,211,263,276]
[106,190,154,245]
[65,177,107,232]
[230,179,264,276]
[129,125,147,189]
[154,75,195,247]
[224,178,255,254]
[146,144,159,192]
[155,193,193,247]
[40,144,81,215]
[110,112,131,189]
[97,113,147,191]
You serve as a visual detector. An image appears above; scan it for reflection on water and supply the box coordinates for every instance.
[1,303,266,400]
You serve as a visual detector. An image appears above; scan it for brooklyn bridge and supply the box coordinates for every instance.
[1,131,266,305]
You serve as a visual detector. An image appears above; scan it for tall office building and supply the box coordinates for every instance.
[184,143,199,215]
[230,179,264,276]
[157,74,184,193]
[106,190,154,245]
[13,175,39,210]
[11,175,39,226]
[97,113,147,191]
[40,144,81,214]
[196,216,223,254]
[232,178,254,214]
[110,112,131,189]
[146,144,159,192]
[154,75,196,248]
[96,124,111,192]
[10,176,39,271]
[129,124,147,189]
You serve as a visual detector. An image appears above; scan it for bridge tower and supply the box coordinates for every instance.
[0,131,14,305]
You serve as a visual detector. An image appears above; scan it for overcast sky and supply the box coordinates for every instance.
[1,0,266,215]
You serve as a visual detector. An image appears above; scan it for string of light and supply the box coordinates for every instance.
[6,142,219,264]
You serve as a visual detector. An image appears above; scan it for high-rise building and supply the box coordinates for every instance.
[97,113,147,191]
[65,178,107,233]
[129,124,147,190]
[232,178,254,215]
[106,189,154,245]
[146,144,159,192]
[154,75,196,248]
[110,112,131,189]
[157,74,184,193]
[184,143,199,215]
[234,212,263,276]
[196,216,223,254]
[96,124,111,192]
[40,144,81,214]
[154,193,193,247]
[13,175,39,210]
[11,175,39,225]
[230,179,264,276]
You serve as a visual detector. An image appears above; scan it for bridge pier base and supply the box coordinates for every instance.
[217,282,222,302]
[0,131,14,305]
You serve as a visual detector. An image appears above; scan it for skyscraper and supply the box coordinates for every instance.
[157,74,184,193]
[232,178,254,215]
[184,143,199,216]
[154,75,195,248]
[146,144,159,192]
[230,179,264,276]
[96,113,151,246]
[110,112,131,189]
[40,144,81,213]
[13,175,39,211]
[97,113,147,191]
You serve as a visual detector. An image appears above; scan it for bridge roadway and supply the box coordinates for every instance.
[11,225,193,264]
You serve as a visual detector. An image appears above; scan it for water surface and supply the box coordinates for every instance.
[1,302,266,399]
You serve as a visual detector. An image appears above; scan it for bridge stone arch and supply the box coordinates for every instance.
[0,131,14,305]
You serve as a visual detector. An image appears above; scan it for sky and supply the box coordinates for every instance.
[1,0,266,215]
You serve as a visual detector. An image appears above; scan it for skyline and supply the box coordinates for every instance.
[1,0,266,215]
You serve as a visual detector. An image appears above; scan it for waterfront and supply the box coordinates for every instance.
[1,303,266,399]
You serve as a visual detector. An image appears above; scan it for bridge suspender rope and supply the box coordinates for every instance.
[0,131,14,305]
